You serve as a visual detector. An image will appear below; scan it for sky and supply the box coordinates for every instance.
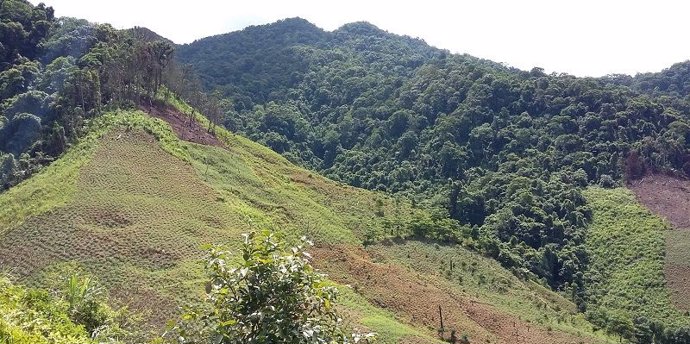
[29,0,690,77]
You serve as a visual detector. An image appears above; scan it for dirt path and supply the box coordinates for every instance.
[312,245,599,344]
[140,103,224,147]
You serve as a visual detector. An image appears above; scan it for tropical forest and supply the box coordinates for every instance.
[3,1,690,343]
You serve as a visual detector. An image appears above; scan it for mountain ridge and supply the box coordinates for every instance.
[4,2,690,342]
[172,17,690,343]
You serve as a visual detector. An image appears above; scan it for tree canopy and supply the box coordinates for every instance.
[176,19,690,310]
[0,0,176,190]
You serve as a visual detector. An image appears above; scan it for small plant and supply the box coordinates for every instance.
[64,274,109,335]
[61,273,135,342]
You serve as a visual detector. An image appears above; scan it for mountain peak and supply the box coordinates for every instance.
[335,21,387,37]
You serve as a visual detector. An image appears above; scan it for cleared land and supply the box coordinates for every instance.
[314,242,612,344]
[584,187,689,328]
[629,174,690,310]
[0,106,617,343]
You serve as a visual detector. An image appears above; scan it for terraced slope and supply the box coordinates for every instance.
[0,106,615,343]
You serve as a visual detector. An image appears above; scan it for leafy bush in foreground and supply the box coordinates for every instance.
[169,230,374,344]
[0,274,134,344]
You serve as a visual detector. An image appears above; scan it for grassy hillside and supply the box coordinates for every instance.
[583,187,690,340]
[629,175,690,311]
[0,104,617,343]
[316,241,616,344]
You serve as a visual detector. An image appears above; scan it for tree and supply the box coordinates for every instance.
[170,230,374,344]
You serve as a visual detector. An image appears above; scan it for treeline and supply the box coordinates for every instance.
[0,0,179,190]
[177,18,690,316]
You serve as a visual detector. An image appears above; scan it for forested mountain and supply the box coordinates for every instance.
[0,0,176,190]
[176,18,690,305]
[5,2,690,342]
[610,60,690,97]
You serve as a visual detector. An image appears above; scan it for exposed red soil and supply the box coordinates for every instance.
[629,174,690,310]
[140,103,224,147]
[311,245,599,344]
[665,264,690,310]
[629,174,690,230]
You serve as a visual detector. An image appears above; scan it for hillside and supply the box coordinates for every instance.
[174,18,690,342]
[583,187,690,342]
[0,98,617,343]
[629,176,690,312]
[4,1,690,343]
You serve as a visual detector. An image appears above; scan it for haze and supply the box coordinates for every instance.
[30,0,690,77]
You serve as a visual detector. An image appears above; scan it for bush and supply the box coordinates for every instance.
[169,230,374,344]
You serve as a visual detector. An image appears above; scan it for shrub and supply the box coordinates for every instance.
[169,230,374,344]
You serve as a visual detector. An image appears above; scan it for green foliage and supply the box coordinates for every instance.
[0,0,53,62]
[171,231,374,344]
[64,274,109,335]
[583,187,690,343]
[0,108,427,340]
[372,240,615,342]
[177,19,690,294]
[0,0,176,191]
[0,277,93,344]
[0,273,136,344]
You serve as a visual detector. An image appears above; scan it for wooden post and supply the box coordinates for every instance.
[438,305,445,338]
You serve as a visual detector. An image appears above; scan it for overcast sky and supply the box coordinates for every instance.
[29,0,690,77]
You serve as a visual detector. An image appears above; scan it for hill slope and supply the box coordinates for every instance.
[0,102,615,343]
[176,19,690,302]
[583,187,690,341]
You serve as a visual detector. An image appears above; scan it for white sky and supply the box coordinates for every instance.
[29,0,690,77]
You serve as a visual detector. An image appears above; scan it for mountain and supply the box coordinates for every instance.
[176,18,690,342]
[4,1,690,342]
[0,96,618,343]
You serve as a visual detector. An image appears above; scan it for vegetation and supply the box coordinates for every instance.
[3,2,690,342]
[0,273,134,344]
[169,231,374,344]
[176,19,690,303]
[0,108,431,339]
[583,187,690,343]
[0,104,619,342]
[372,240,604,339]
[0,0,176,190]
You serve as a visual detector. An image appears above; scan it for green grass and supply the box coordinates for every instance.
[0,110,189,236]
[0,109,426,329]
[666,231,690,266]
[0,105,626,342]
[0,277,93,344]
[371,240,617,343]
[583,187,689,328]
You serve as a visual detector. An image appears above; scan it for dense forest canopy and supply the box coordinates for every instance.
[0,0,179,190]
[176,18,690,309]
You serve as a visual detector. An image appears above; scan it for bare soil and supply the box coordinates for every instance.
[665,263,690,310]
[629,174,690,230]
[312,245,600,344]
[140,103,224,147]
